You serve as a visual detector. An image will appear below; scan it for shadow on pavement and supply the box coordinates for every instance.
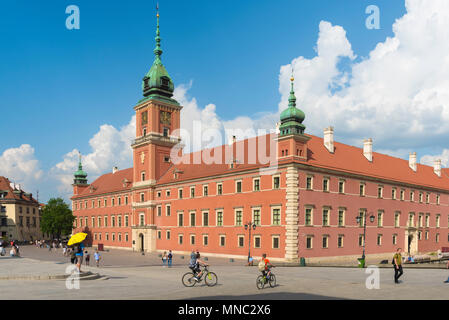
[188,292,348,300]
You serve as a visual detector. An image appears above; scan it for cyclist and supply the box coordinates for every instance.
[189,251,208,281]
[259,253,274,281]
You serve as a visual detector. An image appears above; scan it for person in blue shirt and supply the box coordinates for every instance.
[75,241,85,272]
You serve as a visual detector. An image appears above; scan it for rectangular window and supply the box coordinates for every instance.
[400,189,405,201]
[112,216,116,227]
[306,236,313,249]
[139,214,144,226]
[393,212,399,227]
[179,234,183,245]
[190,212,196,227]
[425,231,429,240]
[178,189,183,199]
[118,233,122,242]
[203,211,209,227]
[125,215,129,227]
[235,210,243,226]
[166,190,170,197]
[125,196,128,205]
[392,188,397,200]
[408,213,414,227]
[272,208,281,226]
[426,193,430,204]
[322,236,329,248]
[419,192,423,203]
[112,233,115,242]
[217,211,223,226]
[338,180,345,193]
[217,183,223,195]
[140,193,145,202]
[253,178,260,191]
[254,236,261,248]
[360,183,365,196]
[190,187,195,198]
[166,231,170,240]
[436,233,440,243]
[419,214,423,228]
[377,234,382,246]
[338,235,344,248]
[253,209,261,226]
[273,176,280,189]
[220,235,226,247]
[393,234,397,245]
[106,233,109,241]
[118,197,121,206]
[410,191,414,202]
[203,235,208,246]
[377,211,383,227]
[91,217,95,228]
[322,209,329,226]
[426,214,430,228]
[338,209,345,227]
[306,176,313,190]
[359,210,366,227]
[112,198,115,206]
[323,178,329,192]
[178,213,184,227]
[98,217,101,228]
[157,206,162,217]
[436,195,440,205]
[190,234,195,245]
[104,216,108,227]
[203,185,208,196]
[436,215,441,228]
[236,181,242,193]
[99,233,102,241]
[104,199,107,207]
[166,205,171,216]
[118,216,122,227]
[305,208,313,226]
[359,235,365,247]
[378,186,383,198]
[272,236,280,249]
[236,235,244,248]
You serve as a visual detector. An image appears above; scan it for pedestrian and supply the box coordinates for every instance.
[94,250,101,267]
[162,251,167,267]
[167,250,173,267]
[85,251,90,266]
[63,245,67,256]
[393,248,404,284]
[75,242,85,272]
[52,242,56,251]
[247,256,254,266]
[70,248,77,264]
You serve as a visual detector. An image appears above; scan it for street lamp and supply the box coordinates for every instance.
[356,212,375,263]
[244,221,257,262]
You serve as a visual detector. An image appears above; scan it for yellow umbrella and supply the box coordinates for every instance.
[68,233,87,246]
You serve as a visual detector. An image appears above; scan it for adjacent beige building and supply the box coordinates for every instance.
[0,176,43,241]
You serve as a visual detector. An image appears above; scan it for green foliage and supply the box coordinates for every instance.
[40,198,74,239]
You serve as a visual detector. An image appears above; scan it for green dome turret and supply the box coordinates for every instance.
[279,76,306,136]
[141,9,175,100]
[73,153,88,185]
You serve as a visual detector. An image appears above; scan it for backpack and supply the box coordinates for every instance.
[258,260,266,272]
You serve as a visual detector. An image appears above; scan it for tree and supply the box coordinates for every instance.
[40,198,75,239]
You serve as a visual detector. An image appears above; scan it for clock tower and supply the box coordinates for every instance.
[131,9,182,252]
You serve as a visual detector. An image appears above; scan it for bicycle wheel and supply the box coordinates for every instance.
[256,275,265,290]
[269,274,276,288]
[205,272,218,286]
[182,272,196,287]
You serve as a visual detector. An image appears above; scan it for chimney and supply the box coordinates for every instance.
[434,159,442,177]
[112,166,118,174]
[275,122,280,134]
[363,138,373,162]
[323,127,334,153]
[409,152,417,172]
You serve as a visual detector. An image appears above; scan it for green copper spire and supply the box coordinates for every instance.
[141,6,175,101]
[279,75,306,136]
[73,153,88,185]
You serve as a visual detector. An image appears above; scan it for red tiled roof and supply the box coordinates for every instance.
[157,133,449,191]
[72,168,133,199]
[0,176,39,203]
[77,134,449,194]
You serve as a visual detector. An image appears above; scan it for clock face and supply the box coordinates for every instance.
[160,111,171,125]
[141,111,148,125]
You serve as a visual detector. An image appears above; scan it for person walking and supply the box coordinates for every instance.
[75,241,85,272]
[63,245,67,257]
[167,250,173,267]
[393,248,404,284]
[94,250,101,267]
[162,251,167,267]
[85,251,90,266]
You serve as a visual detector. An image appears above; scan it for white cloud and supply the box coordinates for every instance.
[0,144,43,191]
[50,116,136,196]
[421,149,449,168]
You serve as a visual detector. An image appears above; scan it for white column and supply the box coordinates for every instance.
[285,166,299,262]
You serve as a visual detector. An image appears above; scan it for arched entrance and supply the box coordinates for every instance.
[139,233,144,252]
[408,235,413,254]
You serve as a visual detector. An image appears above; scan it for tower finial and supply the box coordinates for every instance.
[288,70,296,108]
[154,2,162,60]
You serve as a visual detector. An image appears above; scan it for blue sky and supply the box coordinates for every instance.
[4,0,449,202]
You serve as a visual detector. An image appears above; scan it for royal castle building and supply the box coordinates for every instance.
[71,12,449,262]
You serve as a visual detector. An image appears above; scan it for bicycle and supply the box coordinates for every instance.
[256,269,276,289]
[182,265,218,287]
